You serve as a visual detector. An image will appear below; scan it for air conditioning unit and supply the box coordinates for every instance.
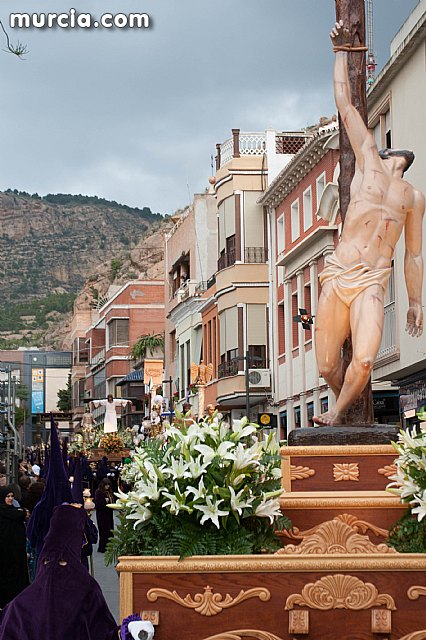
[248,369,271,388]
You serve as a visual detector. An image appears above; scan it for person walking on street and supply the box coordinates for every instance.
[94,478,115,553]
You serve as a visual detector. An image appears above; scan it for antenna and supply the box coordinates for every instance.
[366,0,377,87]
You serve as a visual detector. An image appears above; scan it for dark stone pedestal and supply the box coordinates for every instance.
[287,424,400,446]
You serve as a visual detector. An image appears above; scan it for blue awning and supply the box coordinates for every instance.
[116,370,145,386]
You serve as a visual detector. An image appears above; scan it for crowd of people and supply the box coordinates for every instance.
[0,420,126,639]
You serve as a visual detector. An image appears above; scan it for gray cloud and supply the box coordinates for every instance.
[0,0,419,213]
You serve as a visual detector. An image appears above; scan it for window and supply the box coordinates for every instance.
[278,303,285,355]
[294,406,301,429]
[291,199,300,242]
[303,187,313,231]
[279,411,287,440]
[321,397,329,414]
[108,318,129,347]
[384,260,395,306]
[307,401,314,427]
[277,215,284,255]
[372,105,391,150]
[248,345,266,369]
[316,172,326,210]
[73,337,89,365]
[304,284,312,336]
[292,292,299,350]
[170,331,177,362]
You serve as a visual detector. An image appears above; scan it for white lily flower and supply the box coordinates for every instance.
[254,498,282,523]
[230,418,257,441]
[231,473,247,487]
[187,456,209,479]
[162,457,191,479]
[185,476,207,501]
[194,441,234,463]
[271,467,282,479]
[194,497,229,529]
[411,499,426,522]
[229,486,254,515]
[136,475,161,502]
[126,504,152,528]
[231,442,261,472]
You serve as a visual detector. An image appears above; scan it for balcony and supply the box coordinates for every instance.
[174,279,207,302]
[245,247,268,263]
[217,130,266,169]
[218,250,236,272]
[90,348,105,368]
[218,356,267,379]
[375,302,398,364]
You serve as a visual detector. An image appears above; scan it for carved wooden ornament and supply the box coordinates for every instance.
[371,608,392,633]
[147,585,270,617]
[333,462,360,481]
[290,465,316,481]
[285,574,396,611]
[277,518,396,555]
[288,609,309,635]
[407,586,426,601]
[398,632,426,640]
[202,631,285,640]
[281,513,389,543]
[378,464,397,478]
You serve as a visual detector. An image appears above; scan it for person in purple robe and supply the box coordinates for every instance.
[95,478,115,553]
[0,503,118,640]
[0,486,29,609]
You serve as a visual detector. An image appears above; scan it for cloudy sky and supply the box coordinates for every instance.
[0,0,420,214]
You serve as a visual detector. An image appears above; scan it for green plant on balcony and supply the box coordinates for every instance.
[131,333,164,361]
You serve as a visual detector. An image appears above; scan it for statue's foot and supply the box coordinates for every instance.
[312,409,341,426]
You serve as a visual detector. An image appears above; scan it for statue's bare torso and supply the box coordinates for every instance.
[337,162,414,270]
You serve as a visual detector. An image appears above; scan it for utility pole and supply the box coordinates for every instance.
[335,0,374,424]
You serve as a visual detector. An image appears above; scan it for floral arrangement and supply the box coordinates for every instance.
[106,415,290,562]
[387,426,426,552]
[99,432,125,454]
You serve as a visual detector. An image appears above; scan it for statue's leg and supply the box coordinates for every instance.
[327,284,384,423]
[314,281,350,398]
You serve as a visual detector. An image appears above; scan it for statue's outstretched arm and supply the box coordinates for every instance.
[331,21,373,171]
[405,189,425,337]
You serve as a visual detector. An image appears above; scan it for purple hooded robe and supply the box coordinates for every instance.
[0,504,118,640]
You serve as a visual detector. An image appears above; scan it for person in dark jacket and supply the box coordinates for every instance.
[94,478,115,553]
[0,503,118,639]
[0,486,29,609]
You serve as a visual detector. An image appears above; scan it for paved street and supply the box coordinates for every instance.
[92,547,120,624]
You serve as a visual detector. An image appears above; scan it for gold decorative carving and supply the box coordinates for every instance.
[285,574,396,611]
[407,586,426,600]
[398,632,426,640]
[280,444,395,457]
[378,464,397,477]
[276,518,396,555]
[280,491,406,511]
[141,611,159,626]
[290,465,316,481]
[288,609,309,635]
[282,514,389,542]
[371,608,392,633]
[117,554,426,573]
[203,631,284,640]
[147,585,270,617]
[333,462,360,482]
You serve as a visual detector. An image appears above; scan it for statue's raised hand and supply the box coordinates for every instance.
[330,20,350,48]
[406,303,423,337]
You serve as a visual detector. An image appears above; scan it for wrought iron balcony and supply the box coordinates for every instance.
[245,247,268,263]
[217,250,236,272]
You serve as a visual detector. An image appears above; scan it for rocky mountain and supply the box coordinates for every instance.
[0,190,171,348]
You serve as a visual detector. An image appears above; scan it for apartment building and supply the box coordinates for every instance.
[164,193,217,414]
[70,306,92,426]
[368,0,426,425]
[203,128,310,422]
[85,280,165,426]
[259,125,340,435]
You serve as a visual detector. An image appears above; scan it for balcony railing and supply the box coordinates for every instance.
[218,356,268,379]
[217,130,266,169]
[245,247,268,263]
[376,302,398,362]
[218,250,236,272]
[173,279,207,302]
[90,348,105,368]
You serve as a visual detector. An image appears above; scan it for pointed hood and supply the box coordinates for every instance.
[37,504,86,569]
[27,415,73,553]
[71,457,83,504]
